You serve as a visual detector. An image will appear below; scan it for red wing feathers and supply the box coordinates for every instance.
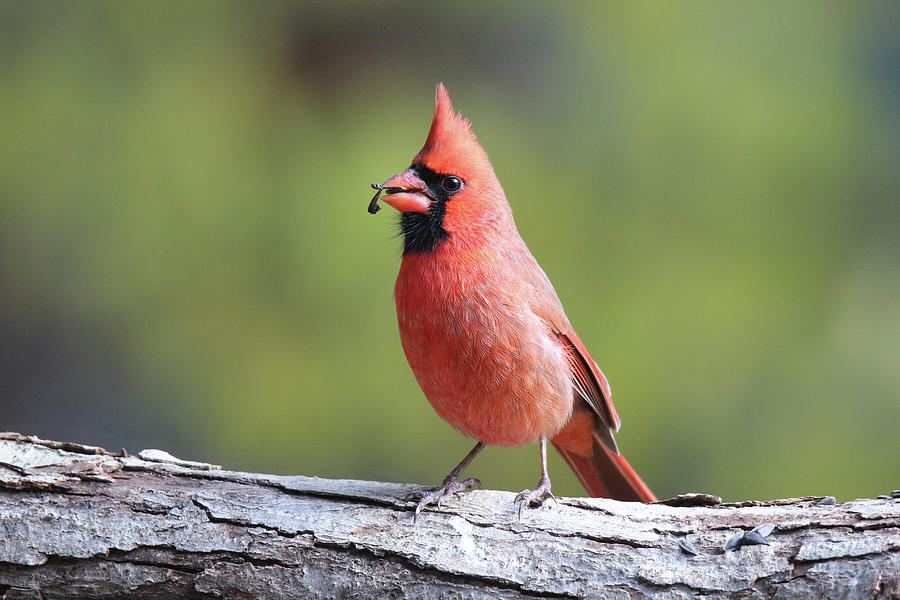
[556,330,620,437]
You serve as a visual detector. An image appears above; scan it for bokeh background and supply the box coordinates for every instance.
[1,1,897,502]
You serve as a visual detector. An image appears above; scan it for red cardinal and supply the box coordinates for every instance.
[371,84,656,516]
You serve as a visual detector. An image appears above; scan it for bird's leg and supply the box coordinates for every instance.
[515,437,557,518]
[405,441,484,519]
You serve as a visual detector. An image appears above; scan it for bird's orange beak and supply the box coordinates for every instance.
[376,169,432,214]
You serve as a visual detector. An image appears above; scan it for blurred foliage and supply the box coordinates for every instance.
[1,1,897,502]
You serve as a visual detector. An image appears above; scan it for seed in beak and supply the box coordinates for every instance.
[368,183,405,214]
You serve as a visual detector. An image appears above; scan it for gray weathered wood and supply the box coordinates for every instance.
[0,432,897,599]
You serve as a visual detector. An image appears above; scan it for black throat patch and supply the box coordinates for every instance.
[399,163,453,254]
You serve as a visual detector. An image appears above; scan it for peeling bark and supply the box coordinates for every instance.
[0,432,897,599]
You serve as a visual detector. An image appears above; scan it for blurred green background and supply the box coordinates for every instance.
[1,1,897,502]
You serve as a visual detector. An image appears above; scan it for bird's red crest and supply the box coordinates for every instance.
[413,84,490,177]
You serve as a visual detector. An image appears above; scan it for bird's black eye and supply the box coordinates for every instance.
[442,176,463,193]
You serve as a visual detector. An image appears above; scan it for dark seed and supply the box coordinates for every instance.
[724,532,745,551]
[368,183,383,214]
[724,523,775,551]
[677,538,699,556]
[742,531,771,546]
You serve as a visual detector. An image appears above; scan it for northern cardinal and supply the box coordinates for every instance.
[370,84,656,516]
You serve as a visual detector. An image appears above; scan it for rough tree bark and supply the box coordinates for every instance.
[0,433,897,599]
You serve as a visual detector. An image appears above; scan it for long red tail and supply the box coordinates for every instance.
[554,441,656,502]
[552,410,656,502]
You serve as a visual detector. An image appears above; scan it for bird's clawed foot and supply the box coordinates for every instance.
[515,475,557,519]
[405,476,482,520]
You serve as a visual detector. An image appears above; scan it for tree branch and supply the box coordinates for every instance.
[0,432,897,599]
